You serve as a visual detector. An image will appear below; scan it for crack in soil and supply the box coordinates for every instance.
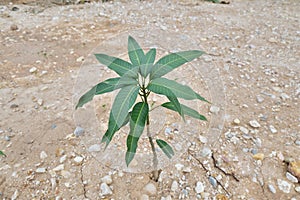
[79,161,87,199]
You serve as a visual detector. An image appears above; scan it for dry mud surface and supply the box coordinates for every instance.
[0,0,299,199]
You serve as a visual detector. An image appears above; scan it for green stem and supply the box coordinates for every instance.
[141,87,159,181]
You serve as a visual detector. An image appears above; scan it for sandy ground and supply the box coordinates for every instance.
[0,0,299,199]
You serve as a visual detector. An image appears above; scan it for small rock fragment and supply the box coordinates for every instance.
[201,147,212,157]
[88,144,101,152]
[74,126,85,137]
[268,184,276,194]
[101,175,113,185]
[210,105,220,114]
[216,194,228,200]
[55,148,65,156]
[76,56,84,62]
[140,194,149,200]
[295,140,300,146]
[36,167,46,173]
[256,95,264,103]
[239,126,249,134]
[295,186,300,193]
[37,99,43,106]
[100,183,112,196]
[175,163,184,171]
[269,125,277,134]
[249,120,261,128]
[288,161,300,181]
[277,179,291,193]
[53,164,64,172]
[40,151,48,160]
[11,190,19,200]
[143,183,157,196]
[253,153,264,160]
[233,118,240,125]
[208,176,217,188]
[199,135,208,143]
[29,67,37,73]
[74,156,84,164]
[61,170,71,178]
[171,180,178,192]
[286,172,298,183]
[60,155,67,163]
[195,181,204,193]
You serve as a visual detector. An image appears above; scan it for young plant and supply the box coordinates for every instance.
[76,36,208,180]
[0,150,6,157]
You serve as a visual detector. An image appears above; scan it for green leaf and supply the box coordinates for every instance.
[166,95,184,120]
[0,150,6,157]
[148,78,209,103]
[76,78,121,109]
[125,102,149,166]
[95,53,134,76]
[140,48,156,77]
[156,139,174,159]
[161,102,207,121]
[151,50,205,79]
[101,85,140,147]
[128,36,145,67]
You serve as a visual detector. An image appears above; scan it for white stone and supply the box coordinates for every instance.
[240,126,249,134]
[277,179,291,193]
[175,163,184,171]
[143,183,157,196]
[74,156,84,164]
[36,167,46,173]
[195,181,204,193]
[249,120,261,128]
[209,105,220,114]
[11,190,19,200]
[295,186,300,193]
[233,118,240,124]
[268,184,276,194]
[256,95,264,103]
[201,147,211,157]
[74,126,85,137]
[29,67,37,73]
[101,175,113,185]
[269,125,277,134]
[199,135,208,143]
[171,180,178,192]
[60,155,67,163]
[286,172,298,183]
[140,194,149,200]
[37,98,43,106]
[100,183,112,196]
[88,144,101,152]
[76,56,84,62]
[40,151,48,159]
[53,164,64,172]
[183,167,192,173]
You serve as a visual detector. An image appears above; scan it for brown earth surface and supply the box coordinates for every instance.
[0,0,299,199]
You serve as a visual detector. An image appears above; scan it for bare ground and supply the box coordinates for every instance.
[0,0,299,199]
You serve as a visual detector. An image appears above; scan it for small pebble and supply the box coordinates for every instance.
[239,126,249,134]
[201,147,211,157]
[74,156,84,164]
[277,179,291,193]
[88,144,101,152]
[76,56,84,62]
[74,126,85,137]
[171,180,178,192]
[143,183,157,196]
[175,163,184,171]
[199,135,208,143]
[253,153,264,160]
[295,186,300,193]
[100,183,112,196]
[286,172,298,183]
[210,105,220,114]
[101,175,113,185]
[269,125,277,134]
[29,67,37,73]
[60,155,67,163]
[4,135,10,141]
[140,194,149,200]
[37,99,43,106]
[249,120,261,128]
[268,184,276,194]
[36,167,46,173]
[195,181,204,193]
[53,164,64,172]
[233,118,240,125]
[295,140,300,146]
[208,176,217,188]
[256,95,264,103]
[40,151,48,160]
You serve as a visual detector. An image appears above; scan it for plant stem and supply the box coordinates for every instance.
[141,87,159,181]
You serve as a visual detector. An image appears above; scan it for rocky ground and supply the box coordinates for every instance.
[0,0,299,199]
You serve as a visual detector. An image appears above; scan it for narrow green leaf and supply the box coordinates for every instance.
[148,78,209,103]
[140,48,156,77]
[156,139,174,159]
[128,36,145,66]
[101,85,140,147]
[125,102,149,166]
[151,50,205,79]
[0,150,6,157]
[166,95,184,121]
[76,78,121,109]
[95,53,133,76]
[161,102,207,121]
